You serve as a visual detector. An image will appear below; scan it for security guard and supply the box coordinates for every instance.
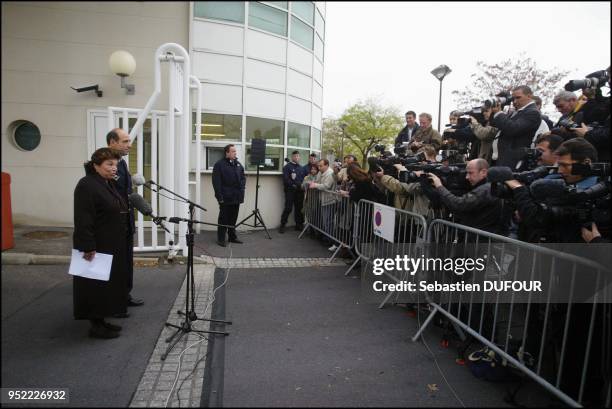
[280,150,306,233]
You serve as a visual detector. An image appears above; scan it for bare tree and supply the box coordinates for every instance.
[452,53,571,119]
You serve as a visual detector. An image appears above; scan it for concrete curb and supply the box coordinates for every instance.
[1,252,170,266]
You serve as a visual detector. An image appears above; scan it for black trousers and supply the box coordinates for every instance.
[218,203,240,242]
[126,233,134,294]
[280,188,304,226]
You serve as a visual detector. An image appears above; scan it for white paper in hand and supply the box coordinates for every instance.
[68,249,113,281]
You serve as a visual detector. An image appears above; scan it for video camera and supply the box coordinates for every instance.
[564,69,610,92]
[531,179,611,229]
[488,165,555,199]
[400,163,470,196]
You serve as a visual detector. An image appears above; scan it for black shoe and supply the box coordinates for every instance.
[279,225,286,234]
[295,224,304,231]
[101,321,122,331]
[112,312,130,318]
[216,240,227,247]
[228,238,243,244]
[127,296,144,307]
[89,324,120,339]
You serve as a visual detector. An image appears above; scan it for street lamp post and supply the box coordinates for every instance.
[339,123,347,160]
[430,64,452,132]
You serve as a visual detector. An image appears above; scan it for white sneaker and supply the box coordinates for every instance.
[328,245,338,251]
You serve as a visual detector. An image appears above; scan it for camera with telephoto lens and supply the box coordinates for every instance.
[488,165,554,199]
[564,69,610,92]
[400,163,470,197]
[482,91,514,108]
[373,151,427,176]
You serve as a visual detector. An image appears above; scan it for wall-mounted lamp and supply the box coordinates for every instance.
[71,84,103,97]
[109,50,136,95]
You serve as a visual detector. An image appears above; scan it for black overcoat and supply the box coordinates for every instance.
[72,168,129,319]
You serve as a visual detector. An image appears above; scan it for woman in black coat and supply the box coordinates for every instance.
[73,147,129,339]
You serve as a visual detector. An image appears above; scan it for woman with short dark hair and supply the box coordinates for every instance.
[73,147,130,339]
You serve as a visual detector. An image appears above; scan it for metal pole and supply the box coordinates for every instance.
[437,79,443,133]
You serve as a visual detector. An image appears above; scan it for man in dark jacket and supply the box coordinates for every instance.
[428,158,509,235]
[212,144,246,247]
[394,110,420,149]
[107,128,143,312]
[280,150,306,233]
[490,85,542,169]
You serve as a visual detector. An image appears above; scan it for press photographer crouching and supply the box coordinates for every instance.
[501,138,610,243]
[426,159,510,235]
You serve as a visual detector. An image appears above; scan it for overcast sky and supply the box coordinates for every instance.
[322,2,611,125]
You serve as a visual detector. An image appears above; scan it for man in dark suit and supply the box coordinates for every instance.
[490,85,542,169]
[107,128,144,315]
[212,144,246,247]
[394,110,420,149]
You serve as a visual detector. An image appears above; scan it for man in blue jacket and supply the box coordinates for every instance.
[280,150,306,233]
[212,144,246,247]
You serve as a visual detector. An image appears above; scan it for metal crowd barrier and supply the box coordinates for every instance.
[299,188,355,261]
[350,200,428,309]
[411,219,611,408]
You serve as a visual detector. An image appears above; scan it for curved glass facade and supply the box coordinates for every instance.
[191,1,325,172]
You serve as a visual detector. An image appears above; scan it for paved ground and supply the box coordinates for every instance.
[1,263,185,407]
[222,266,519,407]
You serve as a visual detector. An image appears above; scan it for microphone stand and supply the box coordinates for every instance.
[148,182,231,361]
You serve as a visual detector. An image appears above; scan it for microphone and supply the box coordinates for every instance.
[132,173,150,187]
[128,192,171,233]
[529,179,567,201]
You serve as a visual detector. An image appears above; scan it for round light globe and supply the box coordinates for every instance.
[109,50,136,77]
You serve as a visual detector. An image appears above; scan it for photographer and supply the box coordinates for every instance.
[409,113,443,152]
[549,90,584,140]
[503,138,600,243]
[490,85,542,169]
[374,161,431,217]
[427,158,510,235]
[570,115,610,162]
[469,105,498,164]
[534,133,563,166]
[394,111,420,149]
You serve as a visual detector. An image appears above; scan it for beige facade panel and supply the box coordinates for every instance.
[313,59,323,86]
[13,1,187,20]
[1,103,85,140]
[2,3,187,48]
[312,105,322,129]
[312,82,323,108]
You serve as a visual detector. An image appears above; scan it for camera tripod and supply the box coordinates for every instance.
[235,163,272,239]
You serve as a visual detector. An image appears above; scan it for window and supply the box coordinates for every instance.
[193,113,242,142]
[10,120,41,151]
[292,1,314,25]
[249,2,287,36]
[287,122,310,148]
[311,128,321,151]
[246,117,284,145]
[206,146,227,170]
[245,145,283,171]
[290,16,313,49]
[315,7,325,40]
[194,2,244,23]
[264,1,287,9]
[289,148,310,166]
